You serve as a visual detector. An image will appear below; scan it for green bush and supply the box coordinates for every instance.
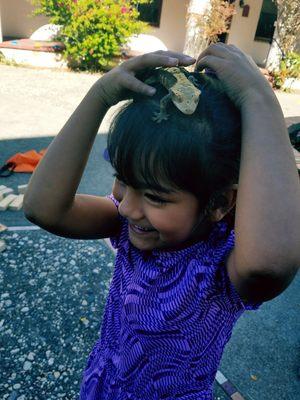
[272,52,300,89]
[30,0,152,72]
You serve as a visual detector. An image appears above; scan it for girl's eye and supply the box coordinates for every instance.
[145,193,168,204]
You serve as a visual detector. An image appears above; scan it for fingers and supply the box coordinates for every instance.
[120,73,157,96]
[196,43,232,66]
[153,50,196,66]
[195,55,227,75]
[195,43,254,74]
[123,51,195,72]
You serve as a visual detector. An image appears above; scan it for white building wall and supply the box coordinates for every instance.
[0,0,48,39]
[226,0,270,66]
[147,0,190,52]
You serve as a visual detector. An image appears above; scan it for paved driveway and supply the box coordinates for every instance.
[0,64,299,400]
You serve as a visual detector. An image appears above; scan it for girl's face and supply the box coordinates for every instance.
[113,178,207,252]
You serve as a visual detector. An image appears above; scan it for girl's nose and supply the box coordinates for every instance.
[118,187,144,221]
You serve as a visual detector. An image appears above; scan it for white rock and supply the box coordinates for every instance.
[21,307,29,313]
[123,34,167,56]
[54,371,60,379]
[23,361,32,371]
[27,352,35,361]
[48,357,54,366]
[30,24,62,41]
[13,383,21,389]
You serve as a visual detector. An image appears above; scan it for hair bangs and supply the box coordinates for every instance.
[107,99,186,193]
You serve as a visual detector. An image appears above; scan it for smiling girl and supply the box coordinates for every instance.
[24,44,300,399]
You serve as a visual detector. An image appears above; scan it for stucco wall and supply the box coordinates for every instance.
[147,0,189,52]
[226,0,270,66]
[0,0,48,39]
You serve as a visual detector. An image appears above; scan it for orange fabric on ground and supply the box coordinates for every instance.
[6,149,47,172]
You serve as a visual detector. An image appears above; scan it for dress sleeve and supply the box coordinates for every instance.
[105,194,127,250]
[209,224,263,312]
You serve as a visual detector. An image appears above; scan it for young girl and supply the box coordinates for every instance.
[23,44,300,400]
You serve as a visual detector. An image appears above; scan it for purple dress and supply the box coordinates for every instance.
[79,194,261,400]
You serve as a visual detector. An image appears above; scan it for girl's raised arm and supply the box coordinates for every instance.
[196,43,300,303]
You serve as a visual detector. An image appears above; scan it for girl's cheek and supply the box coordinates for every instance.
[145,207,177,231]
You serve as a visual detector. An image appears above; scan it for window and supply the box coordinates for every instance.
[255,0,277,43]
[137,0,163,27]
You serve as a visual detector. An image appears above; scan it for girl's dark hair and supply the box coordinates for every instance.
[107,71,241,230]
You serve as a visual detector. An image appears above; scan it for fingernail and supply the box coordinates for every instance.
[148,88,156,95]
[168,57,178,65]
[185,56,195,61]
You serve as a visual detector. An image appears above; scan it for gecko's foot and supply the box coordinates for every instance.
[152,112,169,123]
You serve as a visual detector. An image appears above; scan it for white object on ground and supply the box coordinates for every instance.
[18,184,28,194]
[0,187,14,199]
[123,34,167,56]
[8,194,24,211]
[0,194,17,211]
[0,223,8,233]
[30,24,63,41]
[0,240,6,253]
[282,78,300,94]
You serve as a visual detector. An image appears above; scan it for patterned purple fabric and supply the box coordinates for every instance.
[79,194,261,400]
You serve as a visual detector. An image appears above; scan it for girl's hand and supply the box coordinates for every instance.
[95,51,196,108]
[195,43,275,109]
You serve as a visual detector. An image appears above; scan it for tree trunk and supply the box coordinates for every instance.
[266,25,283,71]
[183,0,211,61]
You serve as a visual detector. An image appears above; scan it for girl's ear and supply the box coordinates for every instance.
[208,185,237,222]
[112,178,125,202]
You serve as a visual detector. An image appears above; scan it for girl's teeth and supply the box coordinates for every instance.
[134,225,152,231]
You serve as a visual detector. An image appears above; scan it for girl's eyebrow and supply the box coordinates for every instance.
[145,186,177,195]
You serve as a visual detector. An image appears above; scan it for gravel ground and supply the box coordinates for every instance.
[0,229,115,400]
[0,64,124,140]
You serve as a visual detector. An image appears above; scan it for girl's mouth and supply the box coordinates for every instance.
[129,224,157,235]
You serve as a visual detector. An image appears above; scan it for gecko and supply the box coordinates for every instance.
[144,66,201,123]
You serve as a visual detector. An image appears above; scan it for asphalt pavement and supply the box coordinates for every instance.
[0,64,299,400]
